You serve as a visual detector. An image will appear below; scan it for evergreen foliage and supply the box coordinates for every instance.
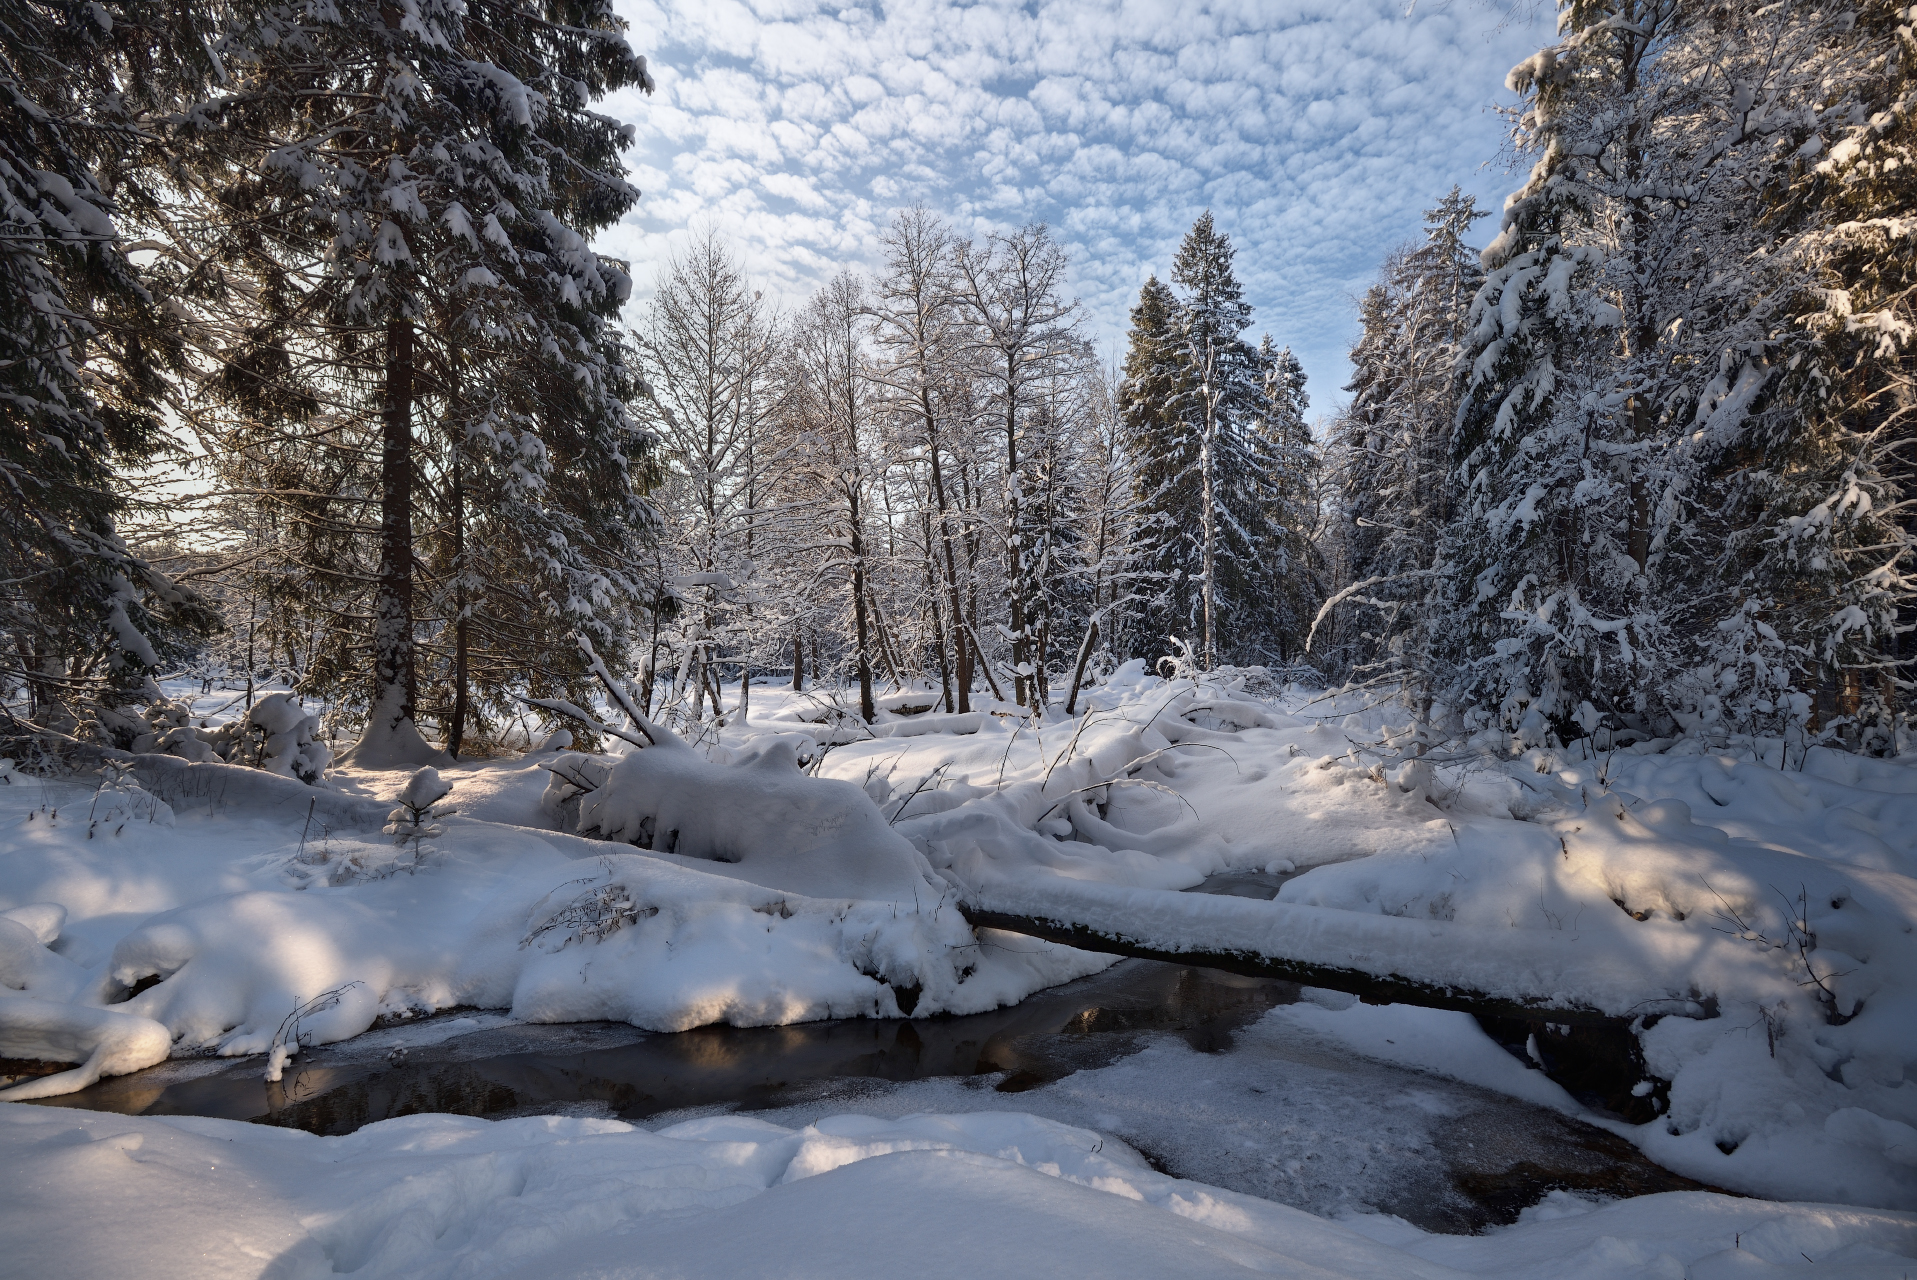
[1,0,222,731]
[171,0,656,758]
[1121,213,1310,668]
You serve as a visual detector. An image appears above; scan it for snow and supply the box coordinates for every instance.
[6,667,1917,1259]
[4,1101,1912,1280]
[0,1000,170,1100]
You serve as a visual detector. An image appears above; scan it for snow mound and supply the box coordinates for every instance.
[93,844,1102,1069]
[543,728,945,903]
[0,999,170,1099]
[3,1103,1913,1280]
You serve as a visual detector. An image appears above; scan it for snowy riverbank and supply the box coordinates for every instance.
[3,667,1917,1273]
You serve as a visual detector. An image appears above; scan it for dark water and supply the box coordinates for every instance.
[23,954,1706,1232]
[31,960,1286,1134]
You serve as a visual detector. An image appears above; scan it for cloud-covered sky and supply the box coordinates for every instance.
[596,0,1554,414]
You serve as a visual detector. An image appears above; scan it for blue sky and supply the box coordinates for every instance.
[596,0,1555,415]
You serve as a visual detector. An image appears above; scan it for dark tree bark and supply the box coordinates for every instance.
[371,318,418,732]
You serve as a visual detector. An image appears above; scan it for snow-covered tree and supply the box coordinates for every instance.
[1,0,221,733]
[1444,0,1916,752]
[784,272,881,722]
[175,0,657,763]
[634,230,789,726]
[1121,212,1298,670]
[1251,337,1322,663]
[954,223,1084,709]
[1319,191,1483,694]
[867,207,980,711]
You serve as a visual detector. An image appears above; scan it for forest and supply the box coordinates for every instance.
[6,0,1912,767]
[5,4,1917,1273]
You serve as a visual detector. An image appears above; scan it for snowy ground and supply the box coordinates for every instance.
[6,1101,1916,1279]
[3,667,1917,1274]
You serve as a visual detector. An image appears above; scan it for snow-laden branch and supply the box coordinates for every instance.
[1304,564,1452,653]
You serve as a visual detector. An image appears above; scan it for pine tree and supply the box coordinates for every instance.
[1320,191,1482,694]
[1122,212,1288,670]
[1117,274,1193,664]
[1251,337,1320,663]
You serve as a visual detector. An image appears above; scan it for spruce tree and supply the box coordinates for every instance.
[1122,213,1288,669]
[1447,0,1915,752]
[175,0,656,763]
[1251,337,1319,663]
[1117,274,1193,663]
[2,0,222,733]
[1321,191,1481,693]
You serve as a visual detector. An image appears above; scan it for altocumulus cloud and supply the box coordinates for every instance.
[597,0,1555,410]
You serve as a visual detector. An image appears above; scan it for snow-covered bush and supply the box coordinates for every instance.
[545,725,943,904]
[246,694,331,783]
[381,768,454,871]
[117,692,331,784]
[86,762,174,837]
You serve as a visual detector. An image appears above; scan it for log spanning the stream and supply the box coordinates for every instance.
[956,880,1717,1031]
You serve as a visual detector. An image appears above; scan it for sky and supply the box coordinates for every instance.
[593,0,1556,416]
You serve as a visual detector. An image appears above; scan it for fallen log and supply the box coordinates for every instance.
[959,902,1633,1027]
[956,880,1717,1031]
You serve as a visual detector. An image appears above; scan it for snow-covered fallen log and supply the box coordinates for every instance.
[958,879,1714,1027]
[120,753,389,830]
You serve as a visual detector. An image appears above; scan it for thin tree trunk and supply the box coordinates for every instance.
[1065,617,1100,716]
[642,606,661,713]
[850,529,877,723]
[927,421,970,712]
[923,512,953,712]
[792,624,805,691]
[448,444,470,758]
[867,589,907,692]
[963,618,1008,704]
[1005,405,1029,708]
[365,317,420,752]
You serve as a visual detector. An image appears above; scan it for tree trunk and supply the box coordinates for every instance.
[642,606,662,712]
[1006,429,1029,708]
[849,527,877,723]
[344,319,445,767]
[792,624,805,691]
[927,433,970,712]
[867,589,907,692]
[1065,617,1099,716]
[1626,397,1652,574]
[963,618,1008,704]
[923,513,953,712]
[448,445,470,758]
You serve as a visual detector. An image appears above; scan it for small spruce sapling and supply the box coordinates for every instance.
[384,768,455,871]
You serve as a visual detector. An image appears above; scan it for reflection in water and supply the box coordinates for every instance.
[36,961,1287,1134]
[30,958,1706,1233]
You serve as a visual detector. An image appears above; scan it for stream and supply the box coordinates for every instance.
[24,949,1703,1234]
